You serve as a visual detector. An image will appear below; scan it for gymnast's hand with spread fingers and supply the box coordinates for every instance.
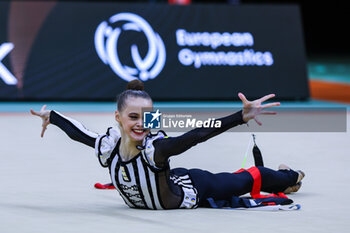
[30,105,51,137]
[238,92,280,125]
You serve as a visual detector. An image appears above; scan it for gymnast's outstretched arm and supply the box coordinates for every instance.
[30,105,97,148]
[152,110,245,166]
[152,93,280,166]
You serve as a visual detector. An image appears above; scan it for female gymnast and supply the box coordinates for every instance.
[31,80,304,209]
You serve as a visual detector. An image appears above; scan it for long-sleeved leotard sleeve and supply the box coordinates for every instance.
[49,110,98,148]
[152,110,245,167]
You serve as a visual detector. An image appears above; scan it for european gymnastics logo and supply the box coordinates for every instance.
[94,13,166,82]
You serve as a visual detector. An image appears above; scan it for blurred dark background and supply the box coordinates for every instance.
[32,0,347,57]
[1,0,349,102]
[3,0,348,57]
[240,0,350,57]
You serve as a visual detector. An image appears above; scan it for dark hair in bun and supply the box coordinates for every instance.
[117,79,152,111]
[126,79,144,91]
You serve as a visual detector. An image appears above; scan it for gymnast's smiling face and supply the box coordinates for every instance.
[115,96,152,142]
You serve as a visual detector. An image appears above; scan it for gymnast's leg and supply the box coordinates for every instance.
[188,167,300,207]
